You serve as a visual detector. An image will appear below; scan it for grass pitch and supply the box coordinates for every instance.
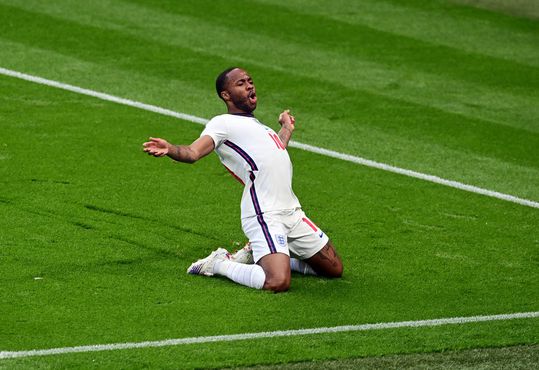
[0,0,538,368]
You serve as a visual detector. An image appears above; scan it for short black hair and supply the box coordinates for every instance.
[215,67,238,100]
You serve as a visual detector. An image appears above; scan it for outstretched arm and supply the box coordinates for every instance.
[142,135,215,163]
[278,110,295,148]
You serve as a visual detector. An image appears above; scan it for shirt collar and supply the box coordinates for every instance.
[230,112,255,118]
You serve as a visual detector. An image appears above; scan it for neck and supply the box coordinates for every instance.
[230,112,254,117]
[227,107,254,117]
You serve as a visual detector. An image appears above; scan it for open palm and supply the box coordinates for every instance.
[143,137,170,157]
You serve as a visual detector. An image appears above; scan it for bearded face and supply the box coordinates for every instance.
[222,69,257,113]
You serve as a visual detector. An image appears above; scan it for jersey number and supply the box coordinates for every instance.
[268,133,285,150]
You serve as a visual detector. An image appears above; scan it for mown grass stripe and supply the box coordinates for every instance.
[4,0,536,132]
[255,0,539,67]
[1,311,537,360]
[1,66,538,209]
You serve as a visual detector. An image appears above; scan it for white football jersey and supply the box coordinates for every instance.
[200,113,301,218]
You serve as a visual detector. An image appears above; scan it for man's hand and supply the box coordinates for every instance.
[143,137,171,157]
[278,110,295,148]
[279,109,295,131]
[142,135,215,163]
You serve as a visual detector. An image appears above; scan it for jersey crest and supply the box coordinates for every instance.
[275,234,286,247]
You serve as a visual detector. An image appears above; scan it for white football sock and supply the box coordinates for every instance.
[290,258,317,275]
[214,260,266,289]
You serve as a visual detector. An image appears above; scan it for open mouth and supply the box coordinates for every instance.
[248,91,257,104]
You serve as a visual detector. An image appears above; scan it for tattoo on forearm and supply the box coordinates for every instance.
[169,145,196,163]
[278,127,293,147]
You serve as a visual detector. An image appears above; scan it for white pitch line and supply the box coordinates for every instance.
[289,142,539,209]
[1,311,537,360]
[0,67,207,125]
[1,66,538,209]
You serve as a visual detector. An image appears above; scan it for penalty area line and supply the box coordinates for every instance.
[0,66,538,209]
[1,311,538,360]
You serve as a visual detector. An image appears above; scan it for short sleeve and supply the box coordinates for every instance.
[200,116,228,149]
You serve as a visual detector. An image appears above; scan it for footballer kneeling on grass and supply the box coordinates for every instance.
[143,67,342,292]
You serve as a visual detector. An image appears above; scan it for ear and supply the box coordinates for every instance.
[220,90,230,101]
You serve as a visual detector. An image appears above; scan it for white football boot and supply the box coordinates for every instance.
[230,243,254,264]
[186,248,230,276]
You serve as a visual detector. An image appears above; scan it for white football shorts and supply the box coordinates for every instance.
[241,208,330,263]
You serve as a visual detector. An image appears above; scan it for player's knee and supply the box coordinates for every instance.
[332,260,343,278]
[264,274,290,292]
